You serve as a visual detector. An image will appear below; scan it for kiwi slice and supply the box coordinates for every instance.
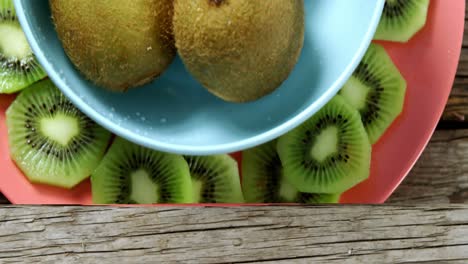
[339,43,406,144]
[0,0,47,94]
[374,0,430,42]
[242,140,341,204]
[6,79,112,188]
[277,95,371,194]
[91,137,193,204]
[184,155,244,203]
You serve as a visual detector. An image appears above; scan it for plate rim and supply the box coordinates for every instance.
[1,0,465,204]
[13,0,385,156]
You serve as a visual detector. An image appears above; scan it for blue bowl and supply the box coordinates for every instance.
[15,0,384,155]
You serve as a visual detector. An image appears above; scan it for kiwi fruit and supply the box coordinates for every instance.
[242,140,341,204]
[0,0,47,94]
[184,155,244,203]
[339,43,406,144]
[277,95,371,194]
[6,79,112,188]
[374,0,430,42]
[173,0,305,103]
[49,0,176,92]
[91,137,193,204]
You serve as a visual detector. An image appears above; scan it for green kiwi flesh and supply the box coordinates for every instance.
[6,79,112,188]
[339,43,406,144]
[49,0,176,92]
[0,0,47,94]
[184,155,244,203]
[242,140,341,203]
[277,95,371,194]
[374,0,430,42]
[91,137,193,204]
[173,0,305,103]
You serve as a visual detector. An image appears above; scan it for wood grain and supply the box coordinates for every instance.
[443,16,468,122]
[443,48,468,122]
[0,205,467,263]
[388,129,468,204]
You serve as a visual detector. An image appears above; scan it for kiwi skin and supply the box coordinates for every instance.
[173,0,305,103]
[49,0,176,92]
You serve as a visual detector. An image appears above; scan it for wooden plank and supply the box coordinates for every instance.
[443,46,468,122]
[463,19,468,47]
[388,129,468,204]
[444,9,467,122]
[0,205,467,263]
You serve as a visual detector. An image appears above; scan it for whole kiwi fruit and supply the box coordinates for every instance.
[50,0,176,92]
[173,0,305,103]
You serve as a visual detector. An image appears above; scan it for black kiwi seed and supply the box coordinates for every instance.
[6,79,112,189]
[340,44,407,144]
[277,95,372,194]
[242,140,342,204]
[184,155,243,203]
[0,0,47,95]
[374,0,430,43]
[19,100,96,158]
[383,0,407,19]
[91,137,193,204]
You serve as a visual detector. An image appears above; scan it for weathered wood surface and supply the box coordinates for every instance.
[443,49,468,122]
[388,129,468,204]
[441,16,468,122]
[0,205,467,263]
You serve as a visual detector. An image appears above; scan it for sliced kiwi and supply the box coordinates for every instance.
[277,95,371,194]
[6,79,112,188]
[184,155,244,203]
[374,0,430,42]
[91,137,193,204]
[0,0,47,94]
[242,140,341,204]
[339,43,406,144]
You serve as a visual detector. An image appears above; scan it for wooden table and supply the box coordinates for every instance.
[1,6,468,264]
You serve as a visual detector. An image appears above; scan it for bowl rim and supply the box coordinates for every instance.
[14,0,385,155]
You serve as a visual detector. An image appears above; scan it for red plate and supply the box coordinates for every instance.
[0,0,465,204]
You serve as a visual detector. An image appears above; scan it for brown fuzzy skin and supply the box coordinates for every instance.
[50,0,175,92]
[173,0,305,103]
